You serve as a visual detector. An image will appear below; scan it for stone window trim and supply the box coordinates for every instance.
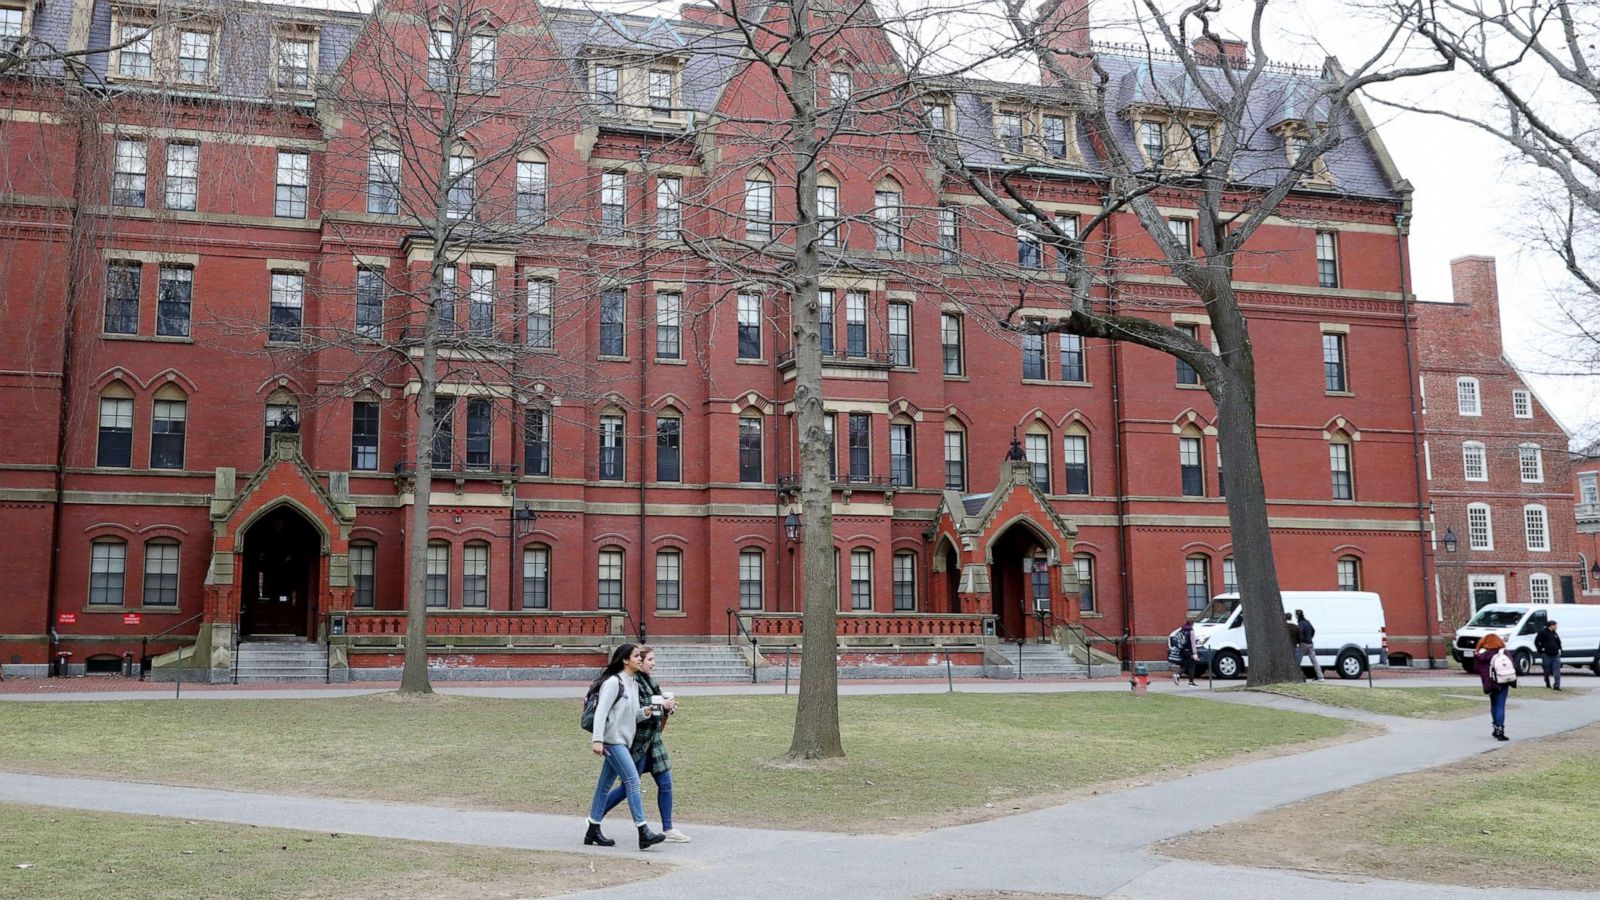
[990,101,1082,163]
[586,54,690,127]
[271,24,321,96]
[109,10,220,88]
[1273,120,1336,185]
[1129,110,1220,172]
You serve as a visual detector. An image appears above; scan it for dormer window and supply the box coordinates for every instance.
[997,110,1024,154]
[1189,125,1212,163]
[110,12,218,86]
[1278,123,1333,184]
[1139,121,1164,162]
[118,23,154,78]
[0,7,24,45]
[276,38,312,91]
[648,69,673,114]
[1042,115,1068,156]
[176,30,211,83]
[593,63,620,115]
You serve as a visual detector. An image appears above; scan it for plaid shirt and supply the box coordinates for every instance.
[629,672,671,775]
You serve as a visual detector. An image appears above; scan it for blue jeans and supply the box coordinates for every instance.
[605,766,673,831]
[588,743,645,825]
[1489,685,1508,728]
[1542,654,1562,688]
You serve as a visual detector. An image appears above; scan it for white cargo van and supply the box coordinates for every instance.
[1193,591,1387,680]
[1452,604,1600,676]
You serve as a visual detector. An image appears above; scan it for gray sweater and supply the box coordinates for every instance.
[590,673,651,745]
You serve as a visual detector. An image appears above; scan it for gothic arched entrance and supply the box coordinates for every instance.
[238,505,321,638]
[989,520,1055,640]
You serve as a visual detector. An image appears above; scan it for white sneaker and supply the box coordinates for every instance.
[662,828,691,843]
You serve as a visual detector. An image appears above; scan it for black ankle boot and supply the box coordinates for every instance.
[1494,726,1509,742]
[638,824,666,850]
[584,823,615,847]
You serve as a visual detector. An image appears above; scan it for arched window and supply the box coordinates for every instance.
[524,405,551,476]
[816,171,840,247]
[655,409,682,483]
[743,168,773,241]
[887,551,916,611]
[1185,554,1211,612]
[263,389,299,459]
[598,410,624,481]
[597,547,624,609]
[467,27,496,92]
[142,539,180,606]
[89,538,127,606]
[654,548,680,611]
[1329,431,1354,500]
[739,548,764,610]
[446,146,475,221]
[738,414,763,483]
[426,540,450,607]
[1063,425,1090,495]
[427,23,454,88]
[1337,555,1361,591]
[889,417,915,487]
[367,142,400,215]
[351,392,380,472]
[850,549,874,610]
[522,543,550,609]
[873,177,902,251]
[1074,553,1096,612]
[517,149,547,225]
[350,541,376,608]
[97,381,135,468]
[1178,428,1204,497]
[1025,421,1050,493]
[150,384,187,470]
[943,421,967,491]
[1461,441,1487,481]
[1456,376,1481,416]
[463,541,489,607]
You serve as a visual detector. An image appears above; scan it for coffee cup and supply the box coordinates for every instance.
[651,694,665,706]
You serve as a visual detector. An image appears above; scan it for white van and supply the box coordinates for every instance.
[1452,604,1600,676]
[1192,591,1387,680]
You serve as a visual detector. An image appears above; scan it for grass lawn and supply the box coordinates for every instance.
[1247,684,1485,718]
[0,692,1350,832]
[1159,723,1600,889]
[0,802,657,900]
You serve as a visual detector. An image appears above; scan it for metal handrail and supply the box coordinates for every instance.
[139,612,204,682]
[726,608,759,683]
[324,612,333,684]
[231,616,242,684]
[619,605,643,642]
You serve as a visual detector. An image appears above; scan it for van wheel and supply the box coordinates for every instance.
[1212,650,1243,680]
[1336,650,1364,680]
[1513,649,1533,676]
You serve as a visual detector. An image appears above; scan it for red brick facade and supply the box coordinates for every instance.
[0,0,1484,676]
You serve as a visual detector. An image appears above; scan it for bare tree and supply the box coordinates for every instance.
[918,0,1449,684]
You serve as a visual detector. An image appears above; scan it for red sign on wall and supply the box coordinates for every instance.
[56,613,76,625]
[122,613,142,626]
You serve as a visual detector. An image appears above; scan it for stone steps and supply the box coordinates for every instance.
[233,641,327,683]
[993,643,1090,677]
[647,645,753,683]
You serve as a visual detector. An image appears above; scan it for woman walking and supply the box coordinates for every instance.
[1474,633,1516,741]
[603,647,689,842]
[584,644,667,849]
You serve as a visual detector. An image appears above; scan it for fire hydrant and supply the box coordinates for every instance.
[1130,663,1150,695]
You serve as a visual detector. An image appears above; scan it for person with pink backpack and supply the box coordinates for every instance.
[1474,633,1517,741]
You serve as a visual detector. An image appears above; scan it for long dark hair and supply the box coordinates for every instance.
[588,643,639,696]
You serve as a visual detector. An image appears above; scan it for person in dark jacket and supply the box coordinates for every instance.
[1294,609,1323,681]
[1284,614,1302,651]
[1474,633,1515,741]
[1168,621,1198,685]
[1534,620,1563,691]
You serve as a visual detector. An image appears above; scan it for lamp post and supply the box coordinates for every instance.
[509,504,537,610]
[783,511,803,543]
[783,511,802,613]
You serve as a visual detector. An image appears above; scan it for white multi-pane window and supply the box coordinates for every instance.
[1042,114,1068,156]
[89,540,127,605]
[874,187,902,251]
[1512,389,1532,418]
[1329,439,1353,500]
[516,159,547,225]
[118,24,153,78]
[593,64,620,114]
[655,176,680,239]
[1053,214,1078,273]
[140,543,183,609]
[1316,231,1339,288]
[1456,377,1481,416]
[1322,332,1347,392]
[276,38,312,91]
[446,153,474,220]
[1185,555,1210,612]
[104,262,140,335]
[1074,554,1095,612]
[943,427,965,490]
[467,32,495,91]
[744,175,773,240]
[599,171,626,236]
[655,549,681,611]
[888,302,910,367]
[467,266,494,336]
[941,313,962,375]
[97,392,135,468]
[367,148,400,215]
[1519,444,1544,483]
[926,102,947,132]
[655,292,681,359]
[1462,441,1487,481]
[274,150,308,218]
[893,552,917,611]
[427,27,453,88]
[1530,573,1553,603]
[1524,505,1549,551]
[164,143,198,211]
[112,139,147,207]
[1467,503,1493,551]
[521,545,550,609]
[997,110,1023,153]
[268,272,304,342]
[1167,218,1192,252]
[939,205,959,263]
[1581,473,1600,505]
[737,293,761,360]
[739,549,764,610]
[1179,435,1203,496]
[850,549,873,610]
[1140,121,1164,160]
[598,414,624,480]
[889,421,913,487]
[1222,556,1237,594]
[597,548,624,609]
[1059,333,1084,381]
[648,69,673,113]
[1337,556,1361,591]
[156,264,192,338]
[1025,432,1049,493]
[1063,433,1089,495]
[526,279,552,349]
[150,396,187,468]
[176,30,211,83]
[829,70,852,114]
[425,542,450,607]
[350,543,375,607]
[817,184,839,247]
[462,543,488,607]
[844,291,867,357]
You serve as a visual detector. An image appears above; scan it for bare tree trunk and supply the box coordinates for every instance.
[400,315,441,695]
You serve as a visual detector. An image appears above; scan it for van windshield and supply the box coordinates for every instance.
[1197,600,1239,625]
[1467,608,1525,629]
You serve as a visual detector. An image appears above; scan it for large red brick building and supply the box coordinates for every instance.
[0,0,1506,679]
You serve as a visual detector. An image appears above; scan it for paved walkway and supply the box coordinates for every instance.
[2,684,1598,898]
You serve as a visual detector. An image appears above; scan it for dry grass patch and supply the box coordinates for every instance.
[0,803,658,900]
[1246,684,1484,719]
[1158,723,1600,889]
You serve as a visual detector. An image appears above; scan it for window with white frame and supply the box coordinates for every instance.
[1581,472,1600,505]
[276,37,313,91]
[351,399,378,471]
[1042,114,1068,156]
[889,420,913,487]
[1063,431,1089,495]
[655,176,680,240]
[1322,331,1347,392]
[141,540,179,605]
[446,152,474,220]
[874,183,903,251]
[656,414,680,483]
[164,142,198,211]
[1174,322,1200,385]
[1316,231,1339,288]
[829,69,852,119]
[655,291,681,359]
[268,272,304,342]
[655,549,681,611]
[939,205,959,263]
[1185,555,1210,611]
[597,548,624,609]
[524,408,550,477]
[156,265,192,338]
[744,172,773,241]
[427,27,453,89]
[893,552,917,611]
[367,147,400,215]
[1139,120,1164,161]
[599,288,624,356]
[351,542,375,607]
[522,544,549,609]
[1519,444,1544,483]
[850,549,873,610]
[426,541,449,607]
[462,542,488,607]
[1456,377,1481,416]
[1074,554,1095,612]
[1462,441,1487,481]
[888,302,911,367]
[275,150,308,218]
[1337,556,1361,591]
[592,63,619,114]
[176,30,211,83]
[104,262,140,335]
[1179,434,1204,497]
[598,413,624,480]
[1524,504,1549,551]
[1468,503,1493,551]
[737,293,762,360]
[997,110,1024,154]
[1329,435,1354,500]
[738,416,763,483]
[1167,217,1193,253]
[1021,323,1045,380]
[817,180,839,247]
[1512,389,1532,419]
[739,549,764,610]
[467,266,494,336]
[941,313,963,375]
[517,158,547,225]
[648,69,673,114]
[526,279,552,349]
[1222,556,1237,593]
[1530,573,1553,603]
[1060,333,1084,381]
[1053,214,1078,273]
[117,22,153,78]
[112,139,147,207]
[943,425,965,490]
[150,393,186,469]
[467,32,495,91]
[599,171,625,236]
[1025,431,1049,493]
[90,539,127,605]
[844,291,867,357]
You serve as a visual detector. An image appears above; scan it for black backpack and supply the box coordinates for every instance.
[1298,617,1316,642]
[580,675,618,734]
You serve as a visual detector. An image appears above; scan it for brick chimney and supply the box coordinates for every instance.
[1037,0,1091,84]
[678,3,729,27]
[1449,255,1502,342]
[1192,35,1248,69]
